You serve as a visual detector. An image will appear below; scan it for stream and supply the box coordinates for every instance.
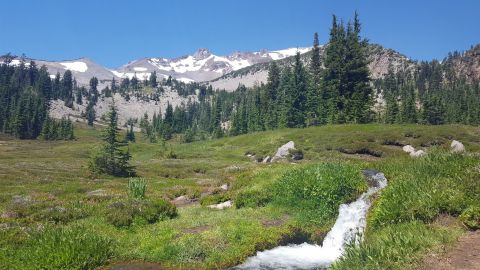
[231,170,388,270]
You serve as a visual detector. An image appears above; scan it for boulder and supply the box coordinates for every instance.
[207,200,232,210]
[402,145,415,153]
[410,150,426,157]
[262,156,271,163]
[272,141,295,162]
[220,184,229,191]
[450,140,465,153]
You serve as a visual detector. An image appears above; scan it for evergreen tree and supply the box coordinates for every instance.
[89,103,135,177]
[149,71,157,88]
[125,123,136,142]
[289,52,307,128]
[307,32,322,125]
[86,102,96,126]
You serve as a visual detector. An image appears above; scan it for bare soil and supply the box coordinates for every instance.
[421,231,480,270]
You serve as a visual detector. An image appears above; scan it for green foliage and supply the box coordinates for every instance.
[0,226,113,270]
[235,188,271,208]
[89,103,135,177]
[460,205,480,230]
[370,152,479,228]
[128,177,146,199]
[41,116,75,140]
[199,193,230,206]
[332,222,460,270]
[106,199,177,228]
[272,163,367,225]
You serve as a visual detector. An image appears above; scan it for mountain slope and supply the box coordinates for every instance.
[208,44,415,91]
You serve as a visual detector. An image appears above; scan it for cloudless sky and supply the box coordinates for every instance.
[1,0,478,68]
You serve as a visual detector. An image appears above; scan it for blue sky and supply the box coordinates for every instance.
[1,0,478,68]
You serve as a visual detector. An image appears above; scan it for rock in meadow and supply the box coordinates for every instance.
[450,140,465,153]
[272,141,295,162]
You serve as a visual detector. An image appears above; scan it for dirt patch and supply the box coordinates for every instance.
[262,219,285,227]
[182,225,212,234]
[421,231,480,270]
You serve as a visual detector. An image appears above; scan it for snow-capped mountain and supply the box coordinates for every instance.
[2,47,312,87]
[113,47,311,83]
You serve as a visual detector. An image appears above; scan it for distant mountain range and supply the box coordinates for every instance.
[2,44,479,92]
[1,47,311,88]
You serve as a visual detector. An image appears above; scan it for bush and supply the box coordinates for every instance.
[106,199,177,228]
[235,188,271,208]
[128,177,147,199]
[1,226,113,270]
[460,206,480,230]
[106,201,135,227]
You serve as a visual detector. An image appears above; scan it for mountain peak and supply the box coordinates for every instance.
[193,48,211,59]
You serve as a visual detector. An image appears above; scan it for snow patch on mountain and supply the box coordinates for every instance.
[60,61,88,72]
[133,67,148,72]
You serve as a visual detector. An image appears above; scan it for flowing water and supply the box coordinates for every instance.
[231,170,388,270]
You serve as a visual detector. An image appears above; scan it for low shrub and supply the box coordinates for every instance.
[235,188,271,208]
[1,226,113,270]
[200,194,230,206]
[106,199,177,228]
[460,205,480,230]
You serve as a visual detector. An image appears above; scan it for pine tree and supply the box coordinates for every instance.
[149,71,157,88]
[307,32,322,126]
[384,92,400,124]
[289,52,307,128]
[264,62,280,130]
[125,123,136,142]
[89,103,135,177]
[86,101,96,126]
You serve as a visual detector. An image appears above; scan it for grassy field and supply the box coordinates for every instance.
[0,123,479,269]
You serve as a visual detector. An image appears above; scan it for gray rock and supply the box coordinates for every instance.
[410,150,426,157]
[402,145,415,153]
[262,156,271,163]
[272,141,295,162]
[220,184,229,191]
[450,140,465,153]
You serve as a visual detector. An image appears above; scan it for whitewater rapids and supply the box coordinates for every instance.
[231,170,388,270]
